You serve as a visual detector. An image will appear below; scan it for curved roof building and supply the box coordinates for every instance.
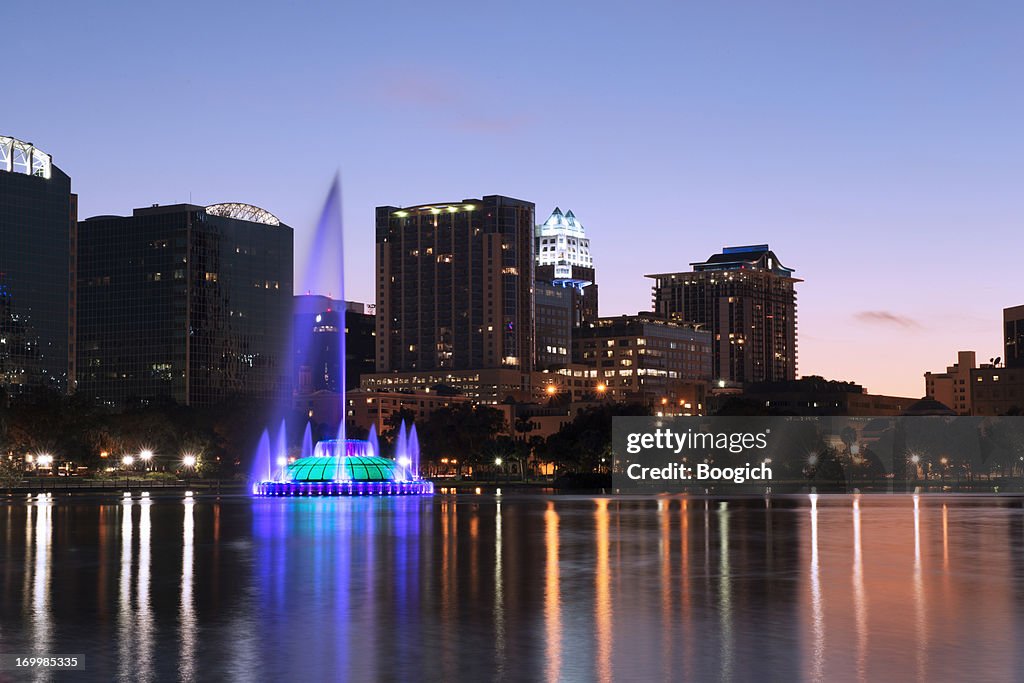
[0,135,76,394]
[77,202,293,406]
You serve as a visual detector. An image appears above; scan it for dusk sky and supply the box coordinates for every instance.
[7,1,1022,398]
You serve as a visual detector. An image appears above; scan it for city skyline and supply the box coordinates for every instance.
[7,1,1022,398]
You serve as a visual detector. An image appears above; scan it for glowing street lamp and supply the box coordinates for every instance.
[494,457,503,467]
[139,449,153,462]
[122,455,134,468]
[545,385,557,396]
[182,454,197,468]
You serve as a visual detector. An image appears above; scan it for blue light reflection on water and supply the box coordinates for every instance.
[1,495,1024,680]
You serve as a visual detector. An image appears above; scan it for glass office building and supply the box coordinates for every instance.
[375,195,535,373]
[77,203,293,407]
[0,135,77,395]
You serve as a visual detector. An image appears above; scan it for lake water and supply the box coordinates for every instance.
[1,492,1022,682]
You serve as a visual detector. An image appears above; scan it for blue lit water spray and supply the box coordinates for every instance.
[368,424,379,458]
[251,176,431,495]
[301,423,313,459]
[408,424,420,481]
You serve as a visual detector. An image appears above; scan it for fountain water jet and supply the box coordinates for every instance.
[368,424,379,458]
[251,429,272,485]
[252,177,431,497]
[409,424,420,481]
[301,423,314,459]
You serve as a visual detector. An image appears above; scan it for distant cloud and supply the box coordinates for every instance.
[854,311,922,329]
[359,64,532,136]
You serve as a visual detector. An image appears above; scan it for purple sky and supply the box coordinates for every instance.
[7,1,1022,397]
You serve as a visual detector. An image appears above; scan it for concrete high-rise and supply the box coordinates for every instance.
[77,203,293,407]
[375,196,535,373]
[924,351,975,415]
[0,135,77,395]
[573,313,712,413]
[647,245,799,384]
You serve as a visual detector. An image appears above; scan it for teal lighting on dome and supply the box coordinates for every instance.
[286,455,405,483]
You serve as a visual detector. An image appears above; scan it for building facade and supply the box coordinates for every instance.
[360,367,533,405]
[721,376,916,416]
[0,135,77,395]
[1005,305,1024,368]
[77,203,293,407]
[924,350,975,415]
[534,281,573,370]
[534,207,598,329]
[573,313,712,413]
[648,244,799,384]
[293,295,376,394]
[971,365,1024,415]
[345,388,513,436]
[375,196,535,373]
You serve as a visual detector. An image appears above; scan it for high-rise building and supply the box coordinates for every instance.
[535,207,598,329]
[0,135,77,395]
[1005,305,1024,368]
[573,313,712,413]
[534,281,572,370]
[77,203,293,407]
[293,295,376,393]
[375,195,535,373]
[647,245,799,384]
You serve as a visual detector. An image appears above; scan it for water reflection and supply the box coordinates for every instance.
[137,498,154,681]
[31,494,52,657]
[0,495,1023,681]
[718,501,733,683]
[809,494,825,682]
[544,501,561,683]
[117,497,132,681]
[180,496,196,682]
[913,495,928,682]
[494,501,505,668]
[595,499,612,683]
[852,497,867,683]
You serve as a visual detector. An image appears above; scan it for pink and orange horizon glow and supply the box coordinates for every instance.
[8,1,1021,398]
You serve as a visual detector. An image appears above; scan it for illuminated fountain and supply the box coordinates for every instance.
[253,428,433,496]
[252,177,432,497]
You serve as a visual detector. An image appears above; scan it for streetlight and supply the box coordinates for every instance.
[139,449,153,472]
[182,454,197,488]
[122,455,134,488]
[495,457,503,484]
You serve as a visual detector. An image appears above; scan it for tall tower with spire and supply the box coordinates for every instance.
[535,207,598,325]
[533,207,598,371]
